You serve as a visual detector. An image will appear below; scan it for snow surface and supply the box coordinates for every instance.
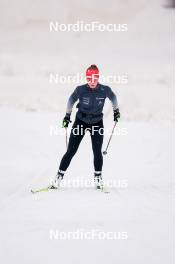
[0,0,175,263]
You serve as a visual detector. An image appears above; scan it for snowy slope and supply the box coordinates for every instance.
[0,108,175,264]
[0,0,175,120]
[0,0,175,264]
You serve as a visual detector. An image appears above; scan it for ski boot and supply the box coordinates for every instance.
[94,171,103,190]
[49,170,64,189]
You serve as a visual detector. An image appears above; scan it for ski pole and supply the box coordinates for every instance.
[65,128,68,149]
[64,119,72,149]
[103,122,117,155]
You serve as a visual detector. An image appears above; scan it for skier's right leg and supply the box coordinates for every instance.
[51,118,86,188]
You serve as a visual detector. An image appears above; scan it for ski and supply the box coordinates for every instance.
[31,186,57,194]
[31,185,109,194]
[96,185,110,193]
[101,187,110,193]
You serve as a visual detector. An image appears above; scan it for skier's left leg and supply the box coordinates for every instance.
[90,119,104,188]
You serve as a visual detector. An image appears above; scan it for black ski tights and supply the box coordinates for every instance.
[59,117,104,172]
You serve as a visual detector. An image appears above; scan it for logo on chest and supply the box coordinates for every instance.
[96,97,104,105]
[82,97,90,105]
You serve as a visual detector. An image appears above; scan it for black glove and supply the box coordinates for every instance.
[62,114,71,128]
[114,109,120,122]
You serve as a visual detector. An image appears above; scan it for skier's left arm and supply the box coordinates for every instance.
[106,86,120,122]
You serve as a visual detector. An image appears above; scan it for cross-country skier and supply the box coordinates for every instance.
[50,64,120,189]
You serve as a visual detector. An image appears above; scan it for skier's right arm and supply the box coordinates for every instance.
[66,88,78,115]
[62,88,78,128]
